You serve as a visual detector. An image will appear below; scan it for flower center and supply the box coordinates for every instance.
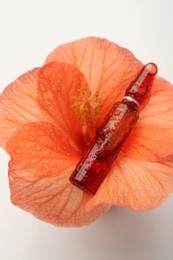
[71,87,103,145]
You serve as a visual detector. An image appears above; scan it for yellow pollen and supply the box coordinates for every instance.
[71,87,103,127]
[71,87,103,144]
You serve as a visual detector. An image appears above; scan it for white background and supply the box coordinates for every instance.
[0,1,173,260]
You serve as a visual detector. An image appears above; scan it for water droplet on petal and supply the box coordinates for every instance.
[9,176,14,181]
[29,135,35,141]
[50,132,55,138]
[45,165,50,171]
[30,150,35,155]
[24,125,30,131]
[15,149,21,154]
[36,145,42,150]
[40,84,45,91]
[37,130,45,136]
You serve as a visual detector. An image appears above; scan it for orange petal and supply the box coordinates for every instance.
[46,37,173,209]
[0,68,53,149]
[122,77,173,162]
[1,37,173,226]
[7,122,109,227]
[86,77,173,210]
[86,154,173,211]
[45,37,143,126]
[0,62,90,152]
[37,61,91,151]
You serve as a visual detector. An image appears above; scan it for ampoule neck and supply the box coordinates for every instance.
[122,97,139,111]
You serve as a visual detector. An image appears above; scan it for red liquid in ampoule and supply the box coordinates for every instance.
[70,63,158,194]
[70,102,138,193]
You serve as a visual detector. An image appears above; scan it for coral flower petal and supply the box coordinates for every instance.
[46,37,143,125]
[122,78,173,162]
[86,154,173,211]
[0,68,51,149]
[46,37,173,210]
[37,61,90,151]
[0,60,110,226]
[6,122,109,226]
[1,37,173,227]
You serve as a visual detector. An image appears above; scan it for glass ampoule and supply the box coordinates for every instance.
[69,63,158,194]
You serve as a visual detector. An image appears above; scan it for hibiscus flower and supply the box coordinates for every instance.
[0,37,173,227]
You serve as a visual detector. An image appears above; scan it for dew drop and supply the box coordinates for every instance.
[9,176,14,182]
[121,165,125,170]
[24,125,30,131]
[158,196,162,201]
[40,84,45,91]
[42,150,47,156]
[123,192,129,198]
[50,132,55,138]
[45,165,50,171]
[16,165,22,170]
[29,135,34,141]
[36,145,42,150]
[30,150,35,155]
[15,149,21,154]
[46,100,51,105]
[38,129,45,136]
